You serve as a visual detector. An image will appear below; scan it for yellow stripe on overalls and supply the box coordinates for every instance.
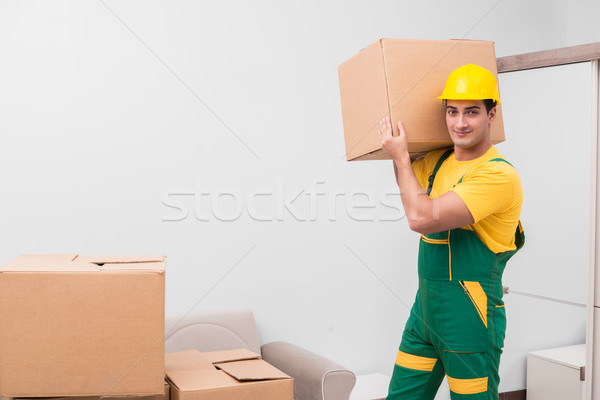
[395,350,437,372]
[420,235,449,244]
[447,375,488,395]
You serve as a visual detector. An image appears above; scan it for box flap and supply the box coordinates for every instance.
[449,38,495,44]
[165,348,261,374]
[0,254,86,272]
[167,369,239,391]
[74,255,166,272]
[215,359,290,381]
[0,254,165,272]
[75,255,165,264]
[205,348,261,364]
[165,350,207,372]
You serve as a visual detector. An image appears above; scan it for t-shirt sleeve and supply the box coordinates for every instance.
[412,157,428,190]
[451,164,520,224]
[412,149,449,191]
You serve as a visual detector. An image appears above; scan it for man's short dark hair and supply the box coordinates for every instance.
[483,99,497,113]
[443,99,497,114]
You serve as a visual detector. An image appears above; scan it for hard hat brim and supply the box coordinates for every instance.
[437,94,500,105]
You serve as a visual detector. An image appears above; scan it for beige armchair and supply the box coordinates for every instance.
[165,309,356,400]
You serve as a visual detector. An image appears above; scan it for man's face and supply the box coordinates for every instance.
[445,99,496,151]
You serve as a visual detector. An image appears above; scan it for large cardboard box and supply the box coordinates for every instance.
[0,254,166,398]
[338,38,505,161]
[165,349,293,400]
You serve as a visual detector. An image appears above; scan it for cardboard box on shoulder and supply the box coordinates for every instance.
[165,349,293,400]
[337,38,505,161]
[0,254,166,398]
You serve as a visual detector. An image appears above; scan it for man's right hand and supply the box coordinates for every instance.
[378,117,410,163]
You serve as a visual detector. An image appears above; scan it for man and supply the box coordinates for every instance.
[377,64,524,399]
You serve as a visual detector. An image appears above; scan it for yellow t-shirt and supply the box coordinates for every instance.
[413,146,523,254]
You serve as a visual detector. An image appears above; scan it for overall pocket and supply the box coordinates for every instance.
[418,232,451,280]
[459,281,488,328]
[442,281,488,352]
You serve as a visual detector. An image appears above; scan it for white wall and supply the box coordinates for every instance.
[567,0,600,46]
[0,0,598,397]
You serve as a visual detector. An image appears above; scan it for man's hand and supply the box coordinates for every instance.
[378,117,409,162]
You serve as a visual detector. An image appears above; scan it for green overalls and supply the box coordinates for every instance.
[387,150,525,400]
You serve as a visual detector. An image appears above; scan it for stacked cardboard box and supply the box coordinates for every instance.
[0,254,166,398]
[338,38,505,160]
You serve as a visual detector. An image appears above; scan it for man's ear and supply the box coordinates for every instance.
[487,106,497,124]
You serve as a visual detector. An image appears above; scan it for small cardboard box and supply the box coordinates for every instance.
[0,254,166,398]
[165,349,293,400]
[338,38,505,161]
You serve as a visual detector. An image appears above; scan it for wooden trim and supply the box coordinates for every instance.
[589,59,600,400]
[497,42,600,73]
[499,389,526,400]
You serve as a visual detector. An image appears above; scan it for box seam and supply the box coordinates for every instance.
[380,38,393,134]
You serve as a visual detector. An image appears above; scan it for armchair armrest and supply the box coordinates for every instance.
[261,341,356,400]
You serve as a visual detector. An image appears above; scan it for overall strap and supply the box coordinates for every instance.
[456,156,515,185]
[514,221,525,250]
[426,149,454,196]
[489,157,514,167]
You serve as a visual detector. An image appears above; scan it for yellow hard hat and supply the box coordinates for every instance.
[438,64,500,104]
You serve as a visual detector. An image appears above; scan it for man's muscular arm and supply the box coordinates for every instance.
[379,117,474,234]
